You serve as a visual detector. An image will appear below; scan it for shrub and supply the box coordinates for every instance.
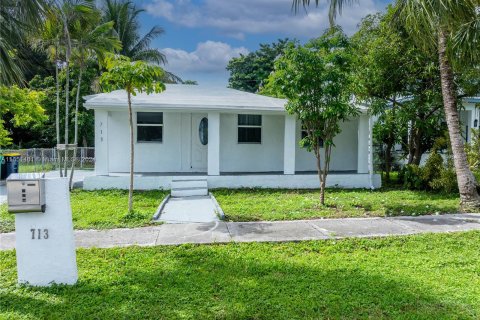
[401,164,427,190]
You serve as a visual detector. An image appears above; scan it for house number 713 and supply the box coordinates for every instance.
[30,228,49,240]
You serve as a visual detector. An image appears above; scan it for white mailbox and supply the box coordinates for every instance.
[7,173,46,213]
[9,176,78,286]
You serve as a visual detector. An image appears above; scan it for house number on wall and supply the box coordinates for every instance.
[30,228,49,240]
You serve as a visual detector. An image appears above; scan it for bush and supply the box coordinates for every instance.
[400,164,427,190]
[400,152,457,194]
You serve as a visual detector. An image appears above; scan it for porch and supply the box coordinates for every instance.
[83,171,381,190]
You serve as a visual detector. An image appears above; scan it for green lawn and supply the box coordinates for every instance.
[1,232,479,319]
[0,190,167,233]
[213,188,460,221]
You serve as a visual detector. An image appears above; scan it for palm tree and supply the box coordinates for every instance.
[0,0,47,85]
[55,0,97,176]
[68,13,121,189]
[101,0,166,64]
[293,0,480,209]
[31,9,64,175]
[100,0,182,83]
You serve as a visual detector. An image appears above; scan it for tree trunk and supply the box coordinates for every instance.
[411,127,423,166]
[55,58,62,177]
[314,146,324,205]
[69,65,83,190]
[438,30,480,209]
[127,91,134,213]
[63,19,71,179]
[384,141,393,183]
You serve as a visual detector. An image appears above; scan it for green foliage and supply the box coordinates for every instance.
[466,128,480,171]
[3,231,480,318]
[213,188,459,221]
[0,85,46,146]
[263,27,358,153]
[352,8,447,166]
[100,55,165,94]
[101,0,166,65]
[227,39,292,93]
[0,0,47,85]
[263,27,358,204]
[400,146,458,194]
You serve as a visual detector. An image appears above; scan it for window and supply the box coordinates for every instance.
[137,112,163,142]
[301,126,324,148]
[238,114,262,143]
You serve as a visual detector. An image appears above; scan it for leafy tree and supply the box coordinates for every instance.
[262,27,358,204]
[69,8,121,188]
[293,0,480,211]
[32,9,64,148]
[351,9,447,179]
[0,86,46,146]
[100,55,165,212]
[0,0,47,85]
[227,39,292,93]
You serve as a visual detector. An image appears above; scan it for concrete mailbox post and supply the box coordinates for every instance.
[7,173,78,286]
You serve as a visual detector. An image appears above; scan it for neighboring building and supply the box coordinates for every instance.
[83,84,380,190]
[461,97,480,143]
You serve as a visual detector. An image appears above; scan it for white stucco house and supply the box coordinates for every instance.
[82,84,380,191]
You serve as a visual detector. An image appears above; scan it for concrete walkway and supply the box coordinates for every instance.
[1,213,480,250]
[158,195,221,223]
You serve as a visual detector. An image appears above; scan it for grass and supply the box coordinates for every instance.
[17,163,94,173]
[0,190,167,233]
[1,231,479,319]
[213,188,460,221]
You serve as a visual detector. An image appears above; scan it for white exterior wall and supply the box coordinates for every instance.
[102,111,361,174]
[219,114,285,172]
[84,173,382,190]
[107,111,184,173]
[94,110,109,175]
[295,118,359,172]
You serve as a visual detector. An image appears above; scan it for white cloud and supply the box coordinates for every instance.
[145,0,384,38]
[164,41,249,75]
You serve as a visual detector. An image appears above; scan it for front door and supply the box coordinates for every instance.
[190,113,208,171]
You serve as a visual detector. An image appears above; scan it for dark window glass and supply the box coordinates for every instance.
[238,114,262,126]
[137,126,163,142]
[301,130,323,148]
[137,112,163,124]
[199,117,208,145]
[238,127,261,143]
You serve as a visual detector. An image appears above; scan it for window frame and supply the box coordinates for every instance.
[237,114,262,144]
[136,112,164,143]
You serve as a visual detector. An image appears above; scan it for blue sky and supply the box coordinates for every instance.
[133,0,392,86]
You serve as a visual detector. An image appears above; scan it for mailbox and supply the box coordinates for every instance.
[7,173,46,213]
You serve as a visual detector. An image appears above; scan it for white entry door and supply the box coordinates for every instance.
[191,113,208,171]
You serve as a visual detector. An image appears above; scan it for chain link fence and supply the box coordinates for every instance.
[0,147,95,173]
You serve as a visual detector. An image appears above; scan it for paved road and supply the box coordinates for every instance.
[1,213,480,250]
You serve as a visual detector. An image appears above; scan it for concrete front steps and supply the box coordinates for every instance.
[171,178,208,197]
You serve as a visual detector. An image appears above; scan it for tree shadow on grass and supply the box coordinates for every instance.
[1,242,478,319]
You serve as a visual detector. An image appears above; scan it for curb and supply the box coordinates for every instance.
[210,192,225,220]
[152,194,171,221]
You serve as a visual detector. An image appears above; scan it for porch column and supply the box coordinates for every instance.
[208,112,220,176]
[94,109,109,175]
[357,114,370,174]
[283,114,296,174]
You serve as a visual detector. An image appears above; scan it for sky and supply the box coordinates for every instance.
[133,0,393,86]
